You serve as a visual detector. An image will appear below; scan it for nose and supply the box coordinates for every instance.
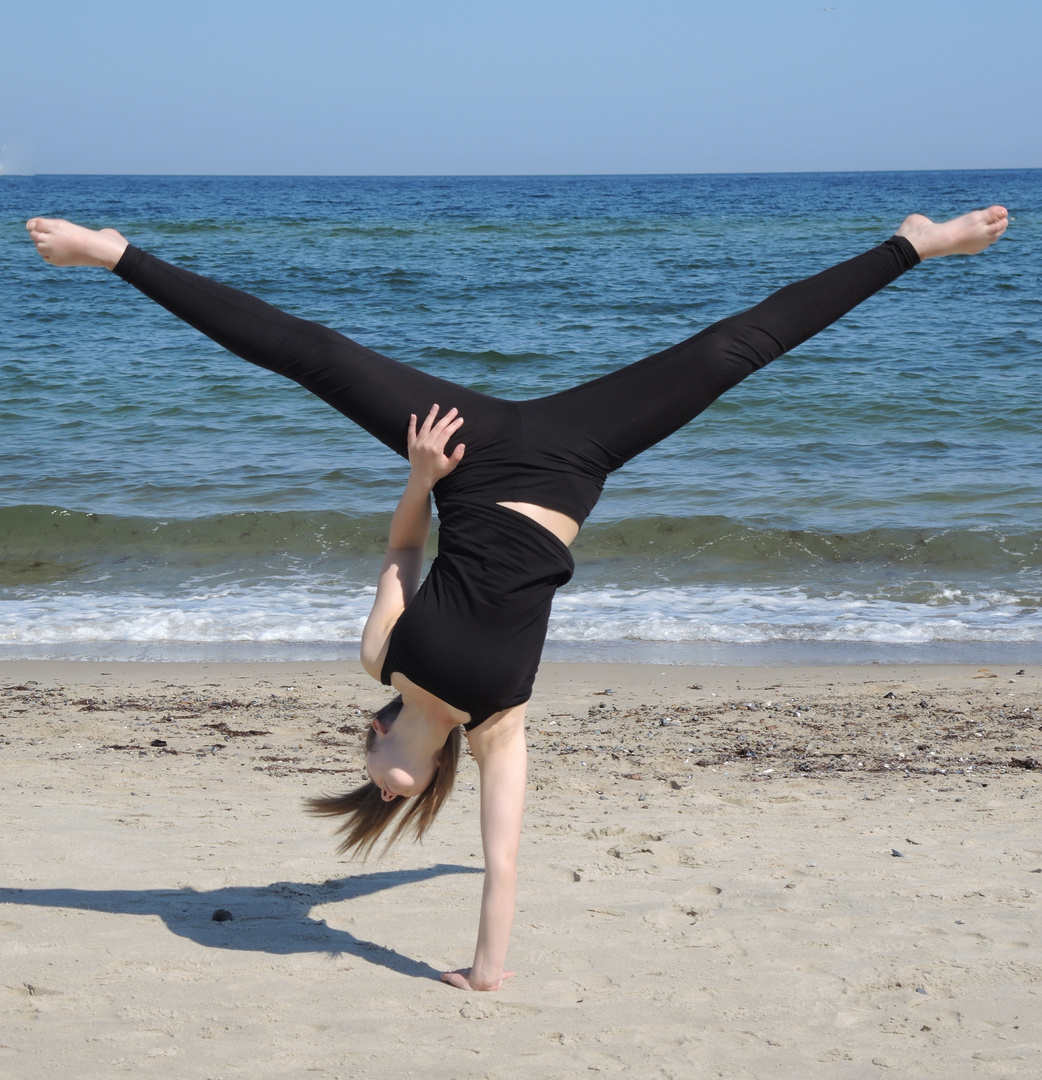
[380,787,397,802]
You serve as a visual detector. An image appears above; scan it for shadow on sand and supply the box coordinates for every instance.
[0,863,482,981]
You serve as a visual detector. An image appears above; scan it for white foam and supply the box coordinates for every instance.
[546,583,1042,644]
[1,578,1039,650]
[0,580,373,645]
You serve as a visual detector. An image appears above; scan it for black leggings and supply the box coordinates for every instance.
[114,236,920,524]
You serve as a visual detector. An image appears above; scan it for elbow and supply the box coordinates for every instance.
[359,642,382,682]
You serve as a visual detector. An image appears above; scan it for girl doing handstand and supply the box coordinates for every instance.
[27,206,1008,990]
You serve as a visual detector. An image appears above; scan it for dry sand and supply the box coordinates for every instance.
[1,659,1040,1078]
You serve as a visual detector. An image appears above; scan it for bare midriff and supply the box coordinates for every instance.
[496,502,580,546]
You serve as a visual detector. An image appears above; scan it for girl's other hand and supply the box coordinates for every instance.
[440,968,516,992]
[407,405,465,487]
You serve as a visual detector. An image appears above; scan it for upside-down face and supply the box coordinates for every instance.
[366,711,439,802]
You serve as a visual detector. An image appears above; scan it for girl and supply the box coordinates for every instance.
[27,206,1008,989]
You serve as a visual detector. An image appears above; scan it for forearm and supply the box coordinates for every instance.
[361,421,456,675]
[455,709,527,991]
[388,472,432,550]
[469,862,518,990]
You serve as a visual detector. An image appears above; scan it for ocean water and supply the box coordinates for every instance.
[1,172,1040,663]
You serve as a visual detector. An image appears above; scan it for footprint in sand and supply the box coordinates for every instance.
[688,884,723,896]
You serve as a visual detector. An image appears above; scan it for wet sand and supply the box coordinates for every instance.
[1,660,1040,1078]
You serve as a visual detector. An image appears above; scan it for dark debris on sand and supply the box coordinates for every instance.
[0,682,371,780]
[1,674,1039,791]
[526,680,1042,788]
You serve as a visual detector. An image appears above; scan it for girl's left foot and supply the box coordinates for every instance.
[896,206,1008,260]
[26,217,129,269]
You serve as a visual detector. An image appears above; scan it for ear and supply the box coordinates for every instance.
[372,716,389,735]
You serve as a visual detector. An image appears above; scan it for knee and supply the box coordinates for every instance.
[698,316,782,377]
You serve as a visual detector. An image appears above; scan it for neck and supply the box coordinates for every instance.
[393,671,471,731]
[397,695,461,752]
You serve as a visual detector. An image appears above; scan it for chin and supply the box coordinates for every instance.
[387,768,420,795]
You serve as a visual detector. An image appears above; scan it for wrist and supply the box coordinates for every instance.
[468,959,502,991]
[406,469,436,495]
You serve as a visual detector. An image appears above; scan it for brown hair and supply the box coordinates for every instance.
[305,696,461,859]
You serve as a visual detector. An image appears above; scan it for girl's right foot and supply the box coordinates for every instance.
[896,205,1008,260]
[26,217,129,270]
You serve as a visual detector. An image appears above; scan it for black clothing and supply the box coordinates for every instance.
[114,236,920,727]
[381,500,575,726]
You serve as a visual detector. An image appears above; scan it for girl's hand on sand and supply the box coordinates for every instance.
[441,968,516,992]
[407,405,465,488]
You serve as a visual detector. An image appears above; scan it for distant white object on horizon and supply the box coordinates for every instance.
[0,140,37,176]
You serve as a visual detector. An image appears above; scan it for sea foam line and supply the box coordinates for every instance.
[0,581,1039,647]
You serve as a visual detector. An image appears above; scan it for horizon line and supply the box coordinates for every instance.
[2,166,1039,180]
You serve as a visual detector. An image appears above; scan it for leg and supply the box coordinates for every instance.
[111,245,507,460]
[542,236,920,471]
[26,218,501,461]
[529,208,1008,488]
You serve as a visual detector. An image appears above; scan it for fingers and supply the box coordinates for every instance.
[417,403,440,437]
[439,969,512,991]
[406,406,465,481]
[430,406,460,439]
[440,418,465,445]
[408,405,464,449]
[416,405,460,431]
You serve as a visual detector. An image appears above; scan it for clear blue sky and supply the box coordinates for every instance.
[2,0,1039,175]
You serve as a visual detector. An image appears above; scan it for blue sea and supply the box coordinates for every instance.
[1,172,1040,663]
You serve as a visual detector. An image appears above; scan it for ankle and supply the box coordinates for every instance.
[91,228,130,270]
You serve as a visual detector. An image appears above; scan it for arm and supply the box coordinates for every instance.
[442,705,527,991]
[359,406,465,680]
[358,476,429,680]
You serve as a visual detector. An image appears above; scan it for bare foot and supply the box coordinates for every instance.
[26,217,129,270]
[896,205,1008,260]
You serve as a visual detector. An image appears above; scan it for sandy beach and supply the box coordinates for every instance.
[1,659,1039,1078]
